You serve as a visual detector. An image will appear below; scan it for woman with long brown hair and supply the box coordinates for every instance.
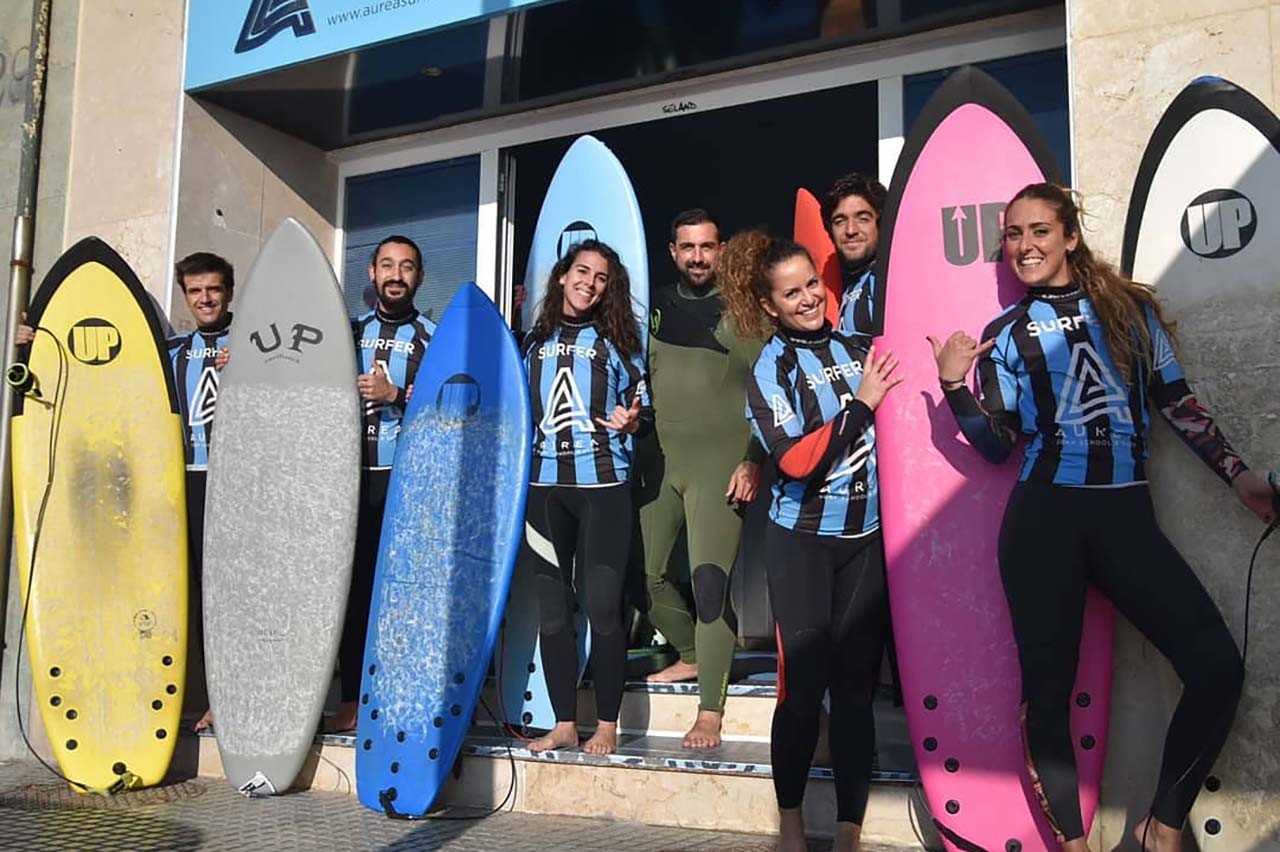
[723,229,900,852]
[518,239,649,756]
[929,183,1276,852]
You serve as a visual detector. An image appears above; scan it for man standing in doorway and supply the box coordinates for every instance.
[823,172,886,337]
[641,209,764,749]
[328,235,436,732]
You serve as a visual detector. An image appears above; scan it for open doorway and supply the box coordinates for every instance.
[507,79,879,296]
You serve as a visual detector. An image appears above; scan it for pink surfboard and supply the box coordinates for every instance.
[792,188,843,329]
[872,67,1114,852]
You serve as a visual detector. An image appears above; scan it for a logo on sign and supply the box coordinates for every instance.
[236,0,316,54]
[68,319,122,365]
[1180,189,1256,259]
[436,373,481,422]
[942,202,1006,266]
[1055,342,1132,426]
[557,221,598,259]
[190,366,220,427]
[541,367,594,434]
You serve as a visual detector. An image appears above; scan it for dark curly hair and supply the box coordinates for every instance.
[528,239,642,358]
[718,230,814,340]
[821,172,886,228]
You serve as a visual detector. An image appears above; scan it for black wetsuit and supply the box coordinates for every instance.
[945,284,1246,839]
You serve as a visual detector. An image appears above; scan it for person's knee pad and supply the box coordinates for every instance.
[584,564,623,637]
[535,573,570,635]
[692,563,732,625]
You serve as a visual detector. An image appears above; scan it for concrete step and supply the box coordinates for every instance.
[180,727,937,848]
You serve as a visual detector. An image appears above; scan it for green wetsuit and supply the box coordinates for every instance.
[640,280,764,713]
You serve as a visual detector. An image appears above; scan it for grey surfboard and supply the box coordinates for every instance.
[203,218,361,796]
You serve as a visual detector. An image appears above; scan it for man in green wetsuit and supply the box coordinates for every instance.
[640,209,764,748]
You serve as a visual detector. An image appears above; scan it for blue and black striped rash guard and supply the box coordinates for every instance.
[167,318,232,471]
[524,318,651,487]
[838,263,876,338]
[352,308,437,470]
[949,285,1247,486]
[745,325,880,538]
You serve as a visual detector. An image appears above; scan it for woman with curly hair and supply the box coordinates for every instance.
[930,183,1276,852]
[723,229,900,852]
[519,239,651,756]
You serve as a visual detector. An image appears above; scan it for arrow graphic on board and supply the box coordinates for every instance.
[951,206,968,258]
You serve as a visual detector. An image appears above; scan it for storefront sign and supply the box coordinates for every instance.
[186,0,558,90]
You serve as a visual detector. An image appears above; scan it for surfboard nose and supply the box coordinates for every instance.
[445,281,490,313]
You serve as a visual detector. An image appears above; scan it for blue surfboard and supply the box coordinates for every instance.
[503,134,650,732]
[355,282,531,816]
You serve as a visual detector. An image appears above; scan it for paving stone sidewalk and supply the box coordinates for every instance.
[0,761,919,852]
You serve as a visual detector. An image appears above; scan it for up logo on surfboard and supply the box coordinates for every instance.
[941,202,1005,266]
[1180,189,1257,259]
[248,322,324,362]
[236,0,316,55]
[556,221,598,258]
[436,373,482,422]
[68,318,122,365]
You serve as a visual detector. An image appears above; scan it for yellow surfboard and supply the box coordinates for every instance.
[11,237,187,791]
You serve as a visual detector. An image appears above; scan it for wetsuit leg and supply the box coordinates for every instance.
[521,486,582,723]
[640,464,697,664]
[183,470,209,713]
[1083,485,1243,828]
[826,533,888,825]
[338,468,391,703]
[998,481,1090,842]
[575,485,632,723]
[683,457,747,713]
[768,523,884,820]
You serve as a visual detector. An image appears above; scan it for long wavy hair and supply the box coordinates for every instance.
[1009,182,1177,384]
[528,239,642,358]
[719,229,815,340]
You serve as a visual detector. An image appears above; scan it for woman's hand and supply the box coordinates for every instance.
[853,345,904,412]
[1232,469,1278,525]
[596,395,643,434]
[927,331,995,386]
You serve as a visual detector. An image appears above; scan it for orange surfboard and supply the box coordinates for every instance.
[792,188,843,328]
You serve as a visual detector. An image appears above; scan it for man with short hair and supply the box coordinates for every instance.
[640,209,764,749]
[822,173,887,337]
[327,235,436,732]
[168,252,236,731]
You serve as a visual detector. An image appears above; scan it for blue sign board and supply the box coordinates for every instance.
[186,0,558,90]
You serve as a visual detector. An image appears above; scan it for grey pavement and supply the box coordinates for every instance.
[0,760,918,852]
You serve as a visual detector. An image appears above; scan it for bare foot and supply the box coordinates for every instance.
[646,659,698,683]
[832,821,862,852]
[777,807,807,852]
[528,721,579,754]
[192,709,214,733]
[582,721,618,755]
[812,706,831,768]
[1133,814,1182,852]
[682,708,723,749]
[324,702,358,733]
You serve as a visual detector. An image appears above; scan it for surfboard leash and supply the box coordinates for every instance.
[375,695,518,821]
[1138,472,1279,851]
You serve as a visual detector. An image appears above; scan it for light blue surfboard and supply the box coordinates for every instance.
[503,135,649,732]
[355,282,531,816]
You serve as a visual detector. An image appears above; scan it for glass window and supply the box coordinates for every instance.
[511,0,1057,104]
[342,157,481,323]
[903,48,1072,184]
